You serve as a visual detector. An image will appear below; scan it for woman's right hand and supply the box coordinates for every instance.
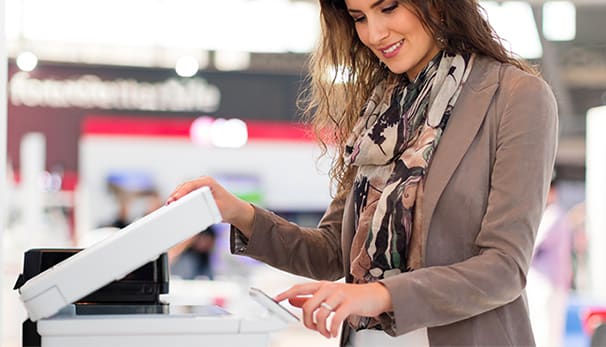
[166,176,255,237]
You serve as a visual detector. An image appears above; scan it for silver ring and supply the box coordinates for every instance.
[320,302,334,311]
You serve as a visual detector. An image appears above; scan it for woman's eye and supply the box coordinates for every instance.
[382,3,398,13]
[353,16,366,23]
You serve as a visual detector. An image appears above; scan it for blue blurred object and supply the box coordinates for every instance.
[565,295,589,347]
[107,170,155,193]
[564,294,606,347]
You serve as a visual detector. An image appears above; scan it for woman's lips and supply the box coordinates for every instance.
[380,40,404,59]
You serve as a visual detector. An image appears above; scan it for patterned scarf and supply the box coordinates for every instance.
[344,51,474,330]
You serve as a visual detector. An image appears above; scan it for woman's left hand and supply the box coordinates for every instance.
[275,281,392,338]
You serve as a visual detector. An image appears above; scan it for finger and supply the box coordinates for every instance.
[302,300,319,331]
[315,303,333,338]
[327,291,355,338]
[300,283,337,316]
[275,284,318,330]
[165,185,182,204]
[167,178,208,203]
[166,193,179,204]
[288,297,309,308]
[330,304,349,338]
[315,297,341,339]
[275,282,332,331]
[301,308,318,331]
[317,294,342,338]
[301,289,333,331]
[165,195,177,205]
[275,282,323,302]
[166,193,183,204]
[166,183,190,202]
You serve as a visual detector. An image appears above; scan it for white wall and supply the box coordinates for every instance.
[1,0,8,343]
[586,105,606,300]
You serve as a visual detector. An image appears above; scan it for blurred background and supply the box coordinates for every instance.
[1,0,605,346]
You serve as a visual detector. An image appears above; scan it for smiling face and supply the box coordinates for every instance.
[345,0,440,79]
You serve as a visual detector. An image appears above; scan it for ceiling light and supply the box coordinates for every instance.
[210,118,248,148]
[214,51,250,71]
[480,1,543,59]
[16,52,38,72]
[189,116,214,146]
[175,56,199,77]
[543,1,576,41]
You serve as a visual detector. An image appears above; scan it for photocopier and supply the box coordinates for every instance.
[14,187,295,347]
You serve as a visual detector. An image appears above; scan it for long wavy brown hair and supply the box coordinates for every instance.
[298,0,536,198]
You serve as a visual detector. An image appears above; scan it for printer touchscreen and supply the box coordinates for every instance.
[249,287,299,323]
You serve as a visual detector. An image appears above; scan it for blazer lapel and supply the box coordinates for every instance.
[342,190,355,282]
[420,57,501,263]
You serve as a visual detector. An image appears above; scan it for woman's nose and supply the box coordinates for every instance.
[367,19,389,46]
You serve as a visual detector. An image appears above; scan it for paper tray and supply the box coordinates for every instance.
[18,187,222,321]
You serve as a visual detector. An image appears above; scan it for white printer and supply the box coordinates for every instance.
[14,187,296,347]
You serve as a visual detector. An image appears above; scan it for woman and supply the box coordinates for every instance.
[167,0,558,345]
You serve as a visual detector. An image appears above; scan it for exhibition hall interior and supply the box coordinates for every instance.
[2,0,606,346]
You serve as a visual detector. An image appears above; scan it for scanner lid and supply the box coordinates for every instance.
[17,187,221,321]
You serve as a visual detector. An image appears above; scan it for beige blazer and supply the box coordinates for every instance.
[231,56,558,346]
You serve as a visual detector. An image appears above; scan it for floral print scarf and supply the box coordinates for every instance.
[344,51,474,330]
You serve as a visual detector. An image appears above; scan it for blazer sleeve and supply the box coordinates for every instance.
[379,69,559,335]
[230,195,346,281]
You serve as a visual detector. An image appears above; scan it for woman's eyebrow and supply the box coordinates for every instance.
[348,0,386,13]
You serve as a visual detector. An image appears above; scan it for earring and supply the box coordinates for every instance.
[437,15,447,46]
